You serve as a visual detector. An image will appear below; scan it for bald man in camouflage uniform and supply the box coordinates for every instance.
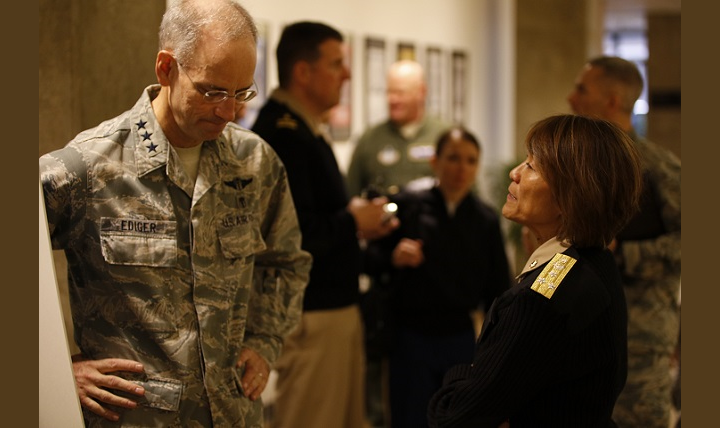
[39,1,311,426]
[346,60,451,198]
[568,56,681,428]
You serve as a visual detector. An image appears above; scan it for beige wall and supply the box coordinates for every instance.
[514,0,603,159]
[647,12,681,159]
[39,0,165,157]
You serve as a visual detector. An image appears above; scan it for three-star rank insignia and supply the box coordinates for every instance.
[135,117,159,155]
[530,253,577,299]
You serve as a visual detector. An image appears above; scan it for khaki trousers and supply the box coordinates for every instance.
[272,304,367,428]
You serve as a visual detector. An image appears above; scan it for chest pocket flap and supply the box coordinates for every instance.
[100,218,177,267]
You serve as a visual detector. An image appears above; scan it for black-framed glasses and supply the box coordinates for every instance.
[176,59,257,104]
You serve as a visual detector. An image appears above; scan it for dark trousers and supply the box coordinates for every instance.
[389,326,475,428]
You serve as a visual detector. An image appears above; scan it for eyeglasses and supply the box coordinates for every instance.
[176,59,257,104]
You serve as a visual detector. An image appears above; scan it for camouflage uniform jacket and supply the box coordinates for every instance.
[617,131,681,354]
[40,85,312,427]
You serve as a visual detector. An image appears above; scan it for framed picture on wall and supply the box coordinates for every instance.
[397,42,416,61]
[451,50,468,125]
[425,46,444,120]
[365,36,387,127]
[237,20,269,129]
[328,31,353,142]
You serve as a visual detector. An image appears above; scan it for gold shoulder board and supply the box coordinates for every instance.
[276,114,298,130]
[530,253,577,299]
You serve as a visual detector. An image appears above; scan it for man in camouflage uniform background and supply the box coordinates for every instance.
[39,0,311,426]
[567,55,681,428]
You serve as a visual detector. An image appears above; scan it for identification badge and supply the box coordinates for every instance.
[377,146,400,166]
[407,142,435,162]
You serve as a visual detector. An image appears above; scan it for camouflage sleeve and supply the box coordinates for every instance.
[620,148,681,281]
[244,157,312,365]
[39,146,87,249]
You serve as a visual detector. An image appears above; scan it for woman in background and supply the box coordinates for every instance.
[366,126,512,428]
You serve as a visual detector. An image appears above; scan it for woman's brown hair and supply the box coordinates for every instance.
[525,114,642,247]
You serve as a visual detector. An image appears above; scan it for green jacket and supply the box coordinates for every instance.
[345,117,450,197]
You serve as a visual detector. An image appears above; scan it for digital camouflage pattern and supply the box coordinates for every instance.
[612,132,681,428]
[40,85,312,427]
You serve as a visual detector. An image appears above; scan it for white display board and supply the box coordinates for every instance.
[39,179,85,427]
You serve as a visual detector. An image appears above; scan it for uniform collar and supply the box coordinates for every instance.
[517,237,570,282]
[131,85,223,178]
[131,85,171,177]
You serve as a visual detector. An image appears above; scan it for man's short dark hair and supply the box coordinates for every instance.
[276,21,343,88]
[588,56,644,114]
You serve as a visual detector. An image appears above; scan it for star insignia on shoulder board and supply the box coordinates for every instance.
[136,119,147,129]
[146,142,158,153]
[530,253,576,299]
[142,131,153,141]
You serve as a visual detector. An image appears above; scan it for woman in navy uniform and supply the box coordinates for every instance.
[428,114,643,428]
[365,127,511,428]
